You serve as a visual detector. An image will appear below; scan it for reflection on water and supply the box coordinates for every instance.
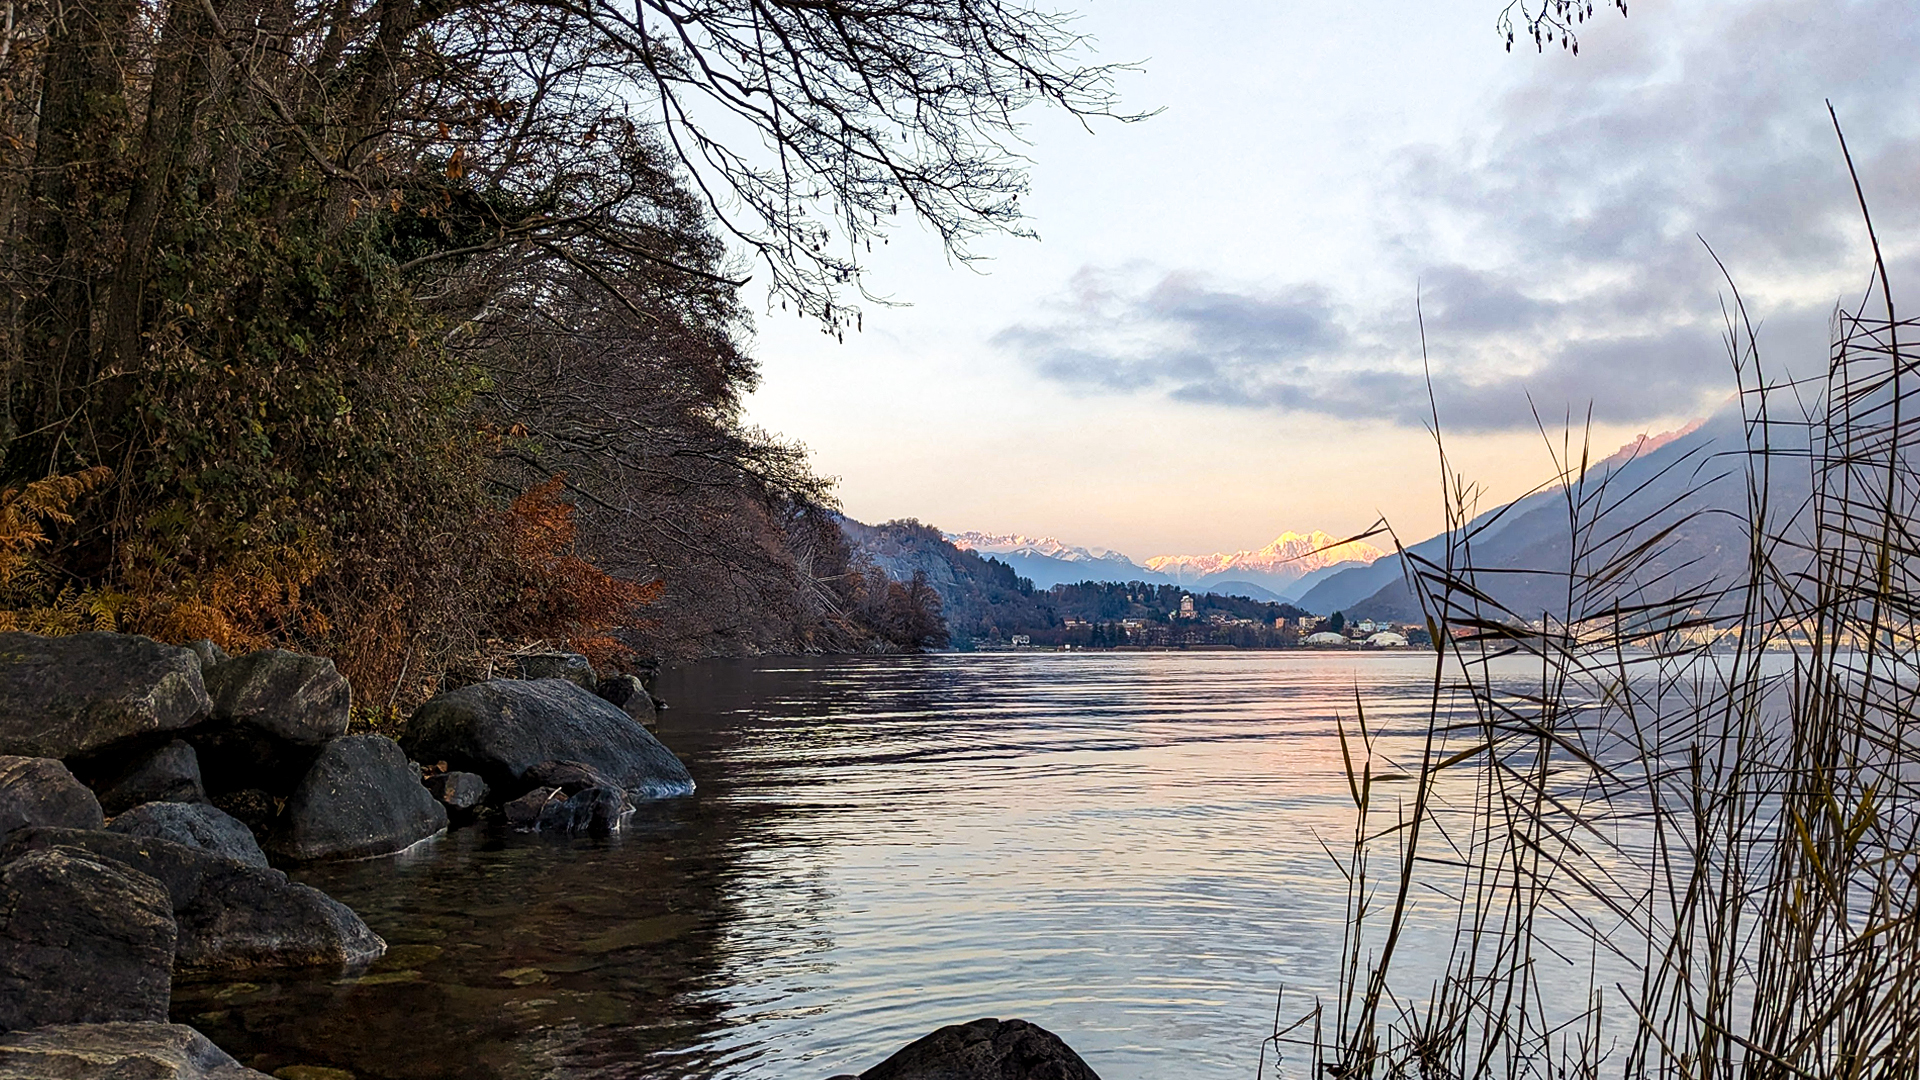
[176,651,1530,1079]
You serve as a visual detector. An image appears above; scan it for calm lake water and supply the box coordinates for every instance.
[175,651,1547,1080]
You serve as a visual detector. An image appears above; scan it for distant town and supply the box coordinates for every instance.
[979,588,1431,652]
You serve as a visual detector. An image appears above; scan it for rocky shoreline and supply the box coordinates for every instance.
[0,632,1100,1079]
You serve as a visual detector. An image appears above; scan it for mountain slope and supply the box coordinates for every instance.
[1298,410,1777,622]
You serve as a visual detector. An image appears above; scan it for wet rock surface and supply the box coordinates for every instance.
[502,786,561,828]
[108,801,269,869]
[0,1022,271,1079]
[522,758,618,795]
[5,828,385,974]
[840,1018,1103,1080]
[0,633,209,760]
[0,756,103,838]
[402,679,693,800]
[268,736,447,863]
[0,846,177,1031]
[93,739,208,815]
[533,785,632,836]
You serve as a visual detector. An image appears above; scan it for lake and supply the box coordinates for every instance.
[175,650,1550,1079]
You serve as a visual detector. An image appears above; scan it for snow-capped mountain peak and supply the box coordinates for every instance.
[945,531,1126,563]
[1145,531,1388,585]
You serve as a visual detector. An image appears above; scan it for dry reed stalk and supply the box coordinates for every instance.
[1269,158,1920,1080]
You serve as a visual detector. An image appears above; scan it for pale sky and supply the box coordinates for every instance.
[741,0,1920,560]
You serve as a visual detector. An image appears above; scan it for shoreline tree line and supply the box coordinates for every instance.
[0,0,1138,713]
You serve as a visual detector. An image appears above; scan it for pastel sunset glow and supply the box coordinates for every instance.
[745,0,1919,557]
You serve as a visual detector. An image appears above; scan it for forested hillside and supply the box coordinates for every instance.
[844,518,1308,648]
[0,0,1135,708]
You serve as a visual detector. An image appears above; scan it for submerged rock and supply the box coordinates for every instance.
[0,633,209,760]
[0,1022,271,1079]
[93,739,209,815]
[268,736,447,863]
[0,755,103,838]
[502,787,562,828]
[108,801,269,869]
[402,679,693,800]
[194,650,351,794]
[0,846,177,1031]
[5,828,385,973]
[594,673,657,726]
[534,785,633,837]
[835,1018,1103,1080]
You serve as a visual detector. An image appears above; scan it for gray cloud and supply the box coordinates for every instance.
[1002,0,1920,432]
[993,267,1350,391]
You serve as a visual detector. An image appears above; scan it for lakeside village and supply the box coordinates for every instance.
[982,591,1430,652]
[972,590,1907,655]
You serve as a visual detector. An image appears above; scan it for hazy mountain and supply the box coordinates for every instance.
[843,519,1307,647]
[1202,579,1286,603]
[945,528,1393,602]
[946,531,1177,590]
[1145,531,1390,599]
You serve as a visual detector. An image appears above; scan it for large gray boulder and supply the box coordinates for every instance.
[837,1019,1103,1080]
[0,846,176,1031]
[523,758,618,794]
[93,739,208,815]
[201,649,350,745]
[402,679,693,800]
[193,650,351,794]
[0,633,209,760]
[0,1023,271,1079]
[0,756,103,838]
[4,828,385,973]
[267,735,446,863]
[108,801,269,868]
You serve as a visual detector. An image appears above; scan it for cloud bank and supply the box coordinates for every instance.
[998,0,1920,432]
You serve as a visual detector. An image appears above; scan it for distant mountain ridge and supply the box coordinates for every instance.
[947,531,1127,562]
[947,527,1391,601]
[1146,531,1390,600]
[946,530,1176,590]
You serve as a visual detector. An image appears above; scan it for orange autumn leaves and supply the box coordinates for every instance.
[488,477,661,669]
[0,466,655,685]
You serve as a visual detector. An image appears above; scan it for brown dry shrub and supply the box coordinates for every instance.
[485,476,662,670]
